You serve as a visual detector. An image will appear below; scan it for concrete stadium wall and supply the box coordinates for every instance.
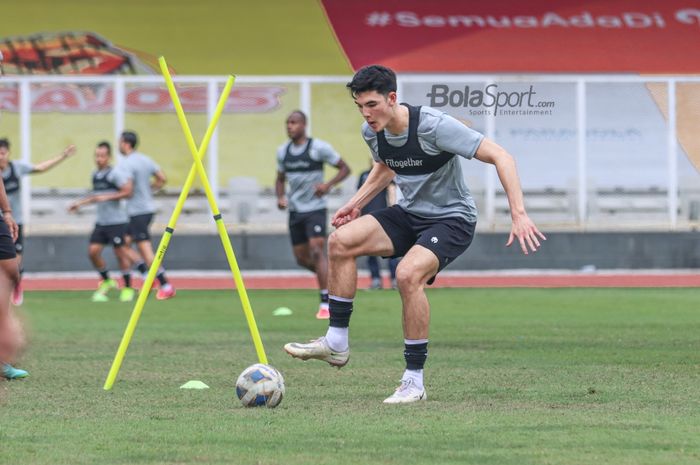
[23,232,700,272]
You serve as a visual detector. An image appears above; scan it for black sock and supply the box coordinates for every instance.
[98,268,109,281]
[404,342,428,370]
[329,297,353,328]
[122,272,132,288]
[320,290,329,304]
[135,262,147,275]
[156,270,168,286]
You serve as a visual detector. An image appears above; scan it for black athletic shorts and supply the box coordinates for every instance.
[288,209,327,246]
[14,223,24,254]
[0,220,18,260]
[369,205,476,284]
[127,213,154,242]
[90,223,128,248]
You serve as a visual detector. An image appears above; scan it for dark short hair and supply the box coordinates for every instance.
[120,130,138,149]
[0,138,9,150]
[97,141,111,154]
[346,65,397,97]
[288,110,307,124]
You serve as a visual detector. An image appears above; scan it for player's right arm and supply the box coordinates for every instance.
[275,171,287,210]
[332,161,394,227]
[69,180,133,212]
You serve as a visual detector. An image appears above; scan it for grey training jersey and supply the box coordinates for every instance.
[2,161,33,225]
[119,152,160,216]
[92,166,130,226]
[362,105,483,223]
[276,138,341,213]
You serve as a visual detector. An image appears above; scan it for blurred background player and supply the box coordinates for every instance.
[118,130,175,300]
[0,138,76,306]
[275,110,350,319]
[0,49,27,379]
[68,142,134,302]
[357,160,398,290]
[0,150,26,379]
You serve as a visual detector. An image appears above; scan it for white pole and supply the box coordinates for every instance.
[667,80,678,228]
[19,80,31,226]
[113,79,125,160]
[484,80,496,228]
[300,80,311,135]
[576,80,587,226]
[207,79,220,209]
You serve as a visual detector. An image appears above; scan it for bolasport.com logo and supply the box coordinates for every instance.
[426,84,555,117]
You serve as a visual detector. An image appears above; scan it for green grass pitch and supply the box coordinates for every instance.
[1,288,699,464]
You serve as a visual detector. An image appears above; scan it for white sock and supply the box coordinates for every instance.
[325,326,348,352]
[402,369,424,390]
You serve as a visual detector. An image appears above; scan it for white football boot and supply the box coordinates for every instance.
[283,337,349,368]
[383,378,427,404]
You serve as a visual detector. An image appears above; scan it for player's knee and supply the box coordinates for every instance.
[395,265,421,291]
[327,231,352,260]
[88,246,101,260]
[309,244,326,262]
[294,254,310,268]
[7,266,20,288]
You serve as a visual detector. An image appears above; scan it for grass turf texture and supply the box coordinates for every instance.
[1,288,699,464]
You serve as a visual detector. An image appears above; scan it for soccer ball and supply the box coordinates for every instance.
[235,363,285,408]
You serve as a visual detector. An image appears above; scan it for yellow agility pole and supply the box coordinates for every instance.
[104,66,262,390]
[156,57,268,367]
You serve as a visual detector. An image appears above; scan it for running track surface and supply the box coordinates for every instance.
[21,272,700,291]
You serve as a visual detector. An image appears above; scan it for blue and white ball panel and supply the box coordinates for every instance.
[235,363,285,408]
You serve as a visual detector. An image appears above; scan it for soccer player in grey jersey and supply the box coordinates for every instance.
[285,65,546,404]
[0,138,76,306]
[118,131,175,300]
[68,142,135,303]
[275,111,350,319]
[0,146,25,379]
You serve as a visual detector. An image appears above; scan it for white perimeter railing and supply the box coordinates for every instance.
[1,74,699,230]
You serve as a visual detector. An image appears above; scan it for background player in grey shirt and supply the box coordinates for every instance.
[68,142,134,303]
[118,131,175,300]
[286,65,546,404]
[275,110,350,319]
[0,138,76,306]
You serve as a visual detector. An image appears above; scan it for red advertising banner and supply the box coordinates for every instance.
[321,0,700,73]
[0,85,285,113]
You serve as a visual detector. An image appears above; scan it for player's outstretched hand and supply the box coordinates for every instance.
[63,145,77,158]
[332,203,361,228]
[506,213,546,255]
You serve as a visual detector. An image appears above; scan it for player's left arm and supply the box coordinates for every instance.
[151,169,166,191]
[99,179,133,202]
[31,144,76,173]
[69,180,134,212]
[474,138,546,254]
[386,180,397,206]
[314,142,351,197]
[315,158,351,197]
